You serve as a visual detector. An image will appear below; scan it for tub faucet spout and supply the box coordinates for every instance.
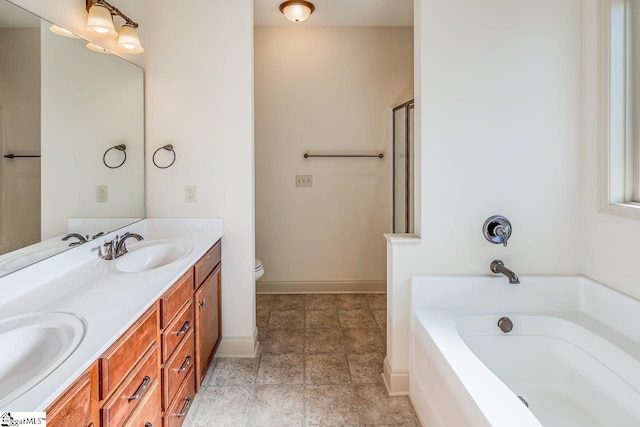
[490,260,519,284]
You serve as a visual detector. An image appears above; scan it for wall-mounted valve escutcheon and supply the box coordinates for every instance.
[483,215,512,247]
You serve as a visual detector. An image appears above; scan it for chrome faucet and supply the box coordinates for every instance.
[95,232,144,260]
[62,233,88,247]
[115,232,144,257]
[490,260,520,284]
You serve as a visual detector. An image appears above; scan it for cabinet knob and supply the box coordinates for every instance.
[199,299,206,310]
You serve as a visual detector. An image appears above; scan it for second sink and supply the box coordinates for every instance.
[0,312,86,408]
[114,240,193,273]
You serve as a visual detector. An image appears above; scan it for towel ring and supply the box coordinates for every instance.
[103,144,127,169]
[153,144,176,169]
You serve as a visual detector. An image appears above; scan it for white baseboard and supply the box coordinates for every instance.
[382,357,410,396]
[216,328,259,358]
[256,280,386,294]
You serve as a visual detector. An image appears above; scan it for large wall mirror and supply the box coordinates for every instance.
[0,0,144,276]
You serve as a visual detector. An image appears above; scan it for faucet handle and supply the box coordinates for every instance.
[103,239,116,260]
[495,226,508,247]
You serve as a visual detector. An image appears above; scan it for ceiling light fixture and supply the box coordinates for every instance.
[279,1,315,23]
[85,0,143,54]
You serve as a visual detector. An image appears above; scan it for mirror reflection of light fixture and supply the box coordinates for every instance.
[279,1,315,23]
[49,25,80,39]
[86,42,111,54]
[85,0,143,54]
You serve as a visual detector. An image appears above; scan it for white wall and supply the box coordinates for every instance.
[0,27,40,253]
[581,0,640,301]
[254,26,413,290]
[385,0,584,394]
[41,22,144,239]
[143,0,256,356]
[8,0,144,67]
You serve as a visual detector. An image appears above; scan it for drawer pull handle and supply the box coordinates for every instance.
[178,355,192,373]
[177,397,192,418]
[176,320,190,336]
[199,299,206,310]
[128,376,151,401]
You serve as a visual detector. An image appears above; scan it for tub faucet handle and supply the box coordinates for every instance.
[495,226,508,247]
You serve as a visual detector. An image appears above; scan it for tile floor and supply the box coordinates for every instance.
[183,293,421,427]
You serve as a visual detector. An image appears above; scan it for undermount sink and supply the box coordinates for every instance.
[114,240,193,273]
[0,312,86,408]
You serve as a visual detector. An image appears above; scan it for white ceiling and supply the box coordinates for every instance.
[254,0,413,26]
[0,1,40,28]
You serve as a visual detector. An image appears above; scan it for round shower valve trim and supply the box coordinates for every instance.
[483,215,512,247]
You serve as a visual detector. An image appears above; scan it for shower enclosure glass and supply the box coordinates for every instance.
[392,100,414,234]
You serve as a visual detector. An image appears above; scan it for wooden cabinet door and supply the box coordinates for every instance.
[47,369,93,427]
[194,264,220,388]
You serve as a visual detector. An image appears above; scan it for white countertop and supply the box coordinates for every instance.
[0,218,223,411]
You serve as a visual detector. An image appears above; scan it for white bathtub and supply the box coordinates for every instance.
[409,276,640,427]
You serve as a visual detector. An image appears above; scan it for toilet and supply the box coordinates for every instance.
[255,259,264,281]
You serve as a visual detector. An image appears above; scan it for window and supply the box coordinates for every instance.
[601,0,640,214]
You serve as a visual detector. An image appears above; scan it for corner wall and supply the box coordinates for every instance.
[386,0,584,393]
[254,26,413,291]
[143,0,256,356]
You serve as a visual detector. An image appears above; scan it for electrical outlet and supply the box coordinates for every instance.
[185,185,196,202]
[296,175,312,187]
[97,185,108,203]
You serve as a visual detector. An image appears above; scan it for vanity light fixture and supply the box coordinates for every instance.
[279,0,315,23]
[85,0,143,53]
[49,25,80,39]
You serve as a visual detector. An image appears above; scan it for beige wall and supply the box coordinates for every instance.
[0,27,40,254]
[144,0,256,356]
[254,26,413,288]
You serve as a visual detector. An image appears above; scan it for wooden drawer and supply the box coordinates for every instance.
[162,329,194,410]
[99,306,157,399]
[101,344,159,427]
[46,370,92,427]
[160,270,193,329]
[194,240,221,288]
[122,380,161,427]
[162,301,193,362]
[163,369,195,427]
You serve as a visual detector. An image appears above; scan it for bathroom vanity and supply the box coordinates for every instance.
[0,219,223,427]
